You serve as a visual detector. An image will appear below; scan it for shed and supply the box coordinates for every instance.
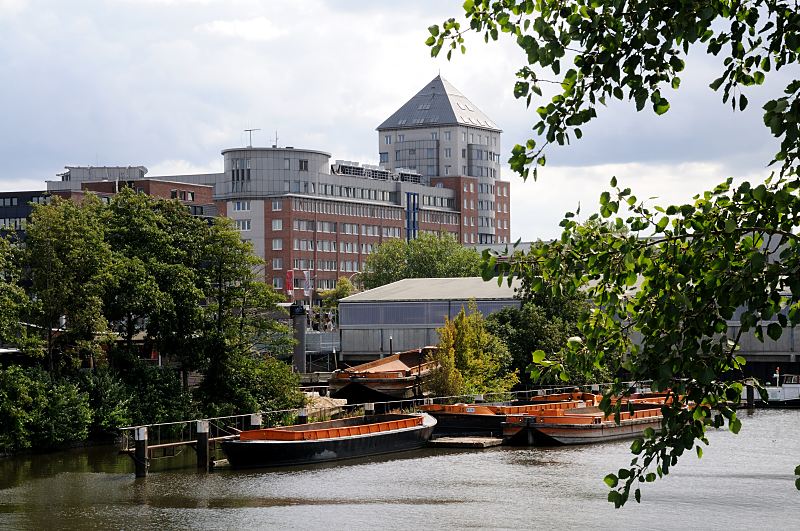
[338,277,521,362]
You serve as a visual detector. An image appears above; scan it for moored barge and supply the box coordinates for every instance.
[502,404,663,446]
[221,413,436,468]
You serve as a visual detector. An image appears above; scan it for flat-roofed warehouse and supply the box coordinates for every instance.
[338,277,521,363]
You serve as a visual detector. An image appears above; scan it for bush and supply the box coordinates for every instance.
[0,366,47,453]
[197,353,304,417]
[79,369,133,438]
[119,361,196,425]
[0,366,92,452]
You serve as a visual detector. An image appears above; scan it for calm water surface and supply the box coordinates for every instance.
[1,409,798,530]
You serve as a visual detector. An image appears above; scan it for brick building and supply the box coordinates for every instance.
[3,76,510,304]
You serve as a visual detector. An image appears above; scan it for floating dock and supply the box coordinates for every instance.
[428,437,503,448]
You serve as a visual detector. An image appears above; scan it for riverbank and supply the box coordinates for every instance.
[1,409,798,529]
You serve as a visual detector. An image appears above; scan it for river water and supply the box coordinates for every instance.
[1,409,798,530]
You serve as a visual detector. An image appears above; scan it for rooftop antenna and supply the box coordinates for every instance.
[244,128,260,148]
[274,130,279,148]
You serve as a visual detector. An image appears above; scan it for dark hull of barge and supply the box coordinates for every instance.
[221,414,436,469]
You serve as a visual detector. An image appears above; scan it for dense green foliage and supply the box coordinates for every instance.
[427,302,519,396]
[430,0,800,505]
[0,189,301,454]
[318,276,357,308]
[361,233,481,289]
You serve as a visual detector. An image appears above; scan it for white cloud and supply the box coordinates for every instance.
[148,159,221,177]
[194,16,289,42]
[0,0,26,15]
[509,161,769,241]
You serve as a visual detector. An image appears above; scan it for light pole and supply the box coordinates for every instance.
[389,335,393,357]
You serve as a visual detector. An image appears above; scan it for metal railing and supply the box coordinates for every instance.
[119,380,653,454]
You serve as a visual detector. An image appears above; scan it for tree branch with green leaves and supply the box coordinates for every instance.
[430,0,800,505]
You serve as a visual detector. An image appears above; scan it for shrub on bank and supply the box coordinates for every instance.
[0,366,92,453]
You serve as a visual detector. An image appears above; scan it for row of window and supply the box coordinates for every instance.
[0,195,52,207]
[383,130,497,147]
[421,195,453,208]
[420,211,459,225]
[292,199,403,220]
[170,189,196,202]
[285,180,395,203]
[0,217,25,230]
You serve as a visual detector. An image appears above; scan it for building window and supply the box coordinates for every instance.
[284,158,290,170]
[272,199,282,211]
[409,148,416,156]
[470,183,475,192]
[445,165,451,175]
[397,134,405,142]
[379,152,388,163]
[444,148,451,158]
[273,277,284,289]
[299,159,309,171]
[462,132,467,142]
[272,219,283,231]
[444,131,451,141]
[235,219,251,231]
[234,200,251,211]
[272,257,283,270]
[272,238,283,250]
[431,132,438,140]
[384,135,391,145]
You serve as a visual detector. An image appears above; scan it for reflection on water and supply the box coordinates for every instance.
[1,410,798,530]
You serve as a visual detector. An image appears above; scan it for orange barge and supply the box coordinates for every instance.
[221,413,436,468]
[502,400,664,446]
[329,348,438,401]
[418,393,600,437]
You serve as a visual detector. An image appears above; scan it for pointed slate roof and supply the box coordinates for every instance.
[377,75,501,132]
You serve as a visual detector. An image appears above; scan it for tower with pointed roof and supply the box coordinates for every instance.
[377,75,510,245]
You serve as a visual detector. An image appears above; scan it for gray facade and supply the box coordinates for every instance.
[378,76,503,244]
[338,277,521,361]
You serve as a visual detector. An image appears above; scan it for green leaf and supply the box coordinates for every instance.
[767,322,782,341]
[796,477,800,490]
[696,446,703,459]
[600,191,610,205]
[730,417,742,434]
[634,488,641,503]
[604,473,619,488]
[795,464,800,476]
[739,94,748,111]
[532,350,546,364]
[654,98,670,115]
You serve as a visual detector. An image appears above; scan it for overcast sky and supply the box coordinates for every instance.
[0,0,789,239]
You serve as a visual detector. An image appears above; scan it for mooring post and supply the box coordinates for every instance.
[746,382,755,410]
[196,420,209,471]
[246,413,262,431]
[296,408,308,425]
[134,427,148,478]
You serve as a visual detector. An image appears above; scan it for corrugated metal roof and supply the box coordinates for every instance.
[341,277,521,303]
[377,76,501,132]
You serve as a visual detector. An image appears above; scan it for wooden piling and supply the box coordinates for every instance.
[296,408,308,425]
[746,383,755,409]
[196,420,209,471]
[134,427,148,478]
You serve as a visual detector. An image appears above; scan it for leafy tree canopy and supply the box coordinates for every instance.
[429,0,800,505]
[362,233,481,290]
[427,301,519,397]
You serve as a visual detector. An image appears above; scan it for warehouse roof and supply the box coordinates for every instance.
[341,277,521,303]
